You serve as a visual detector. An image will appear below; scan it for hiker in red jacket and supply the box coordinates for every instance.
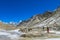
[47,27,49,33]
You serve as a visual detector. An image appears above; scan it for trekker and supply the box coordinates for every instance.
[47,27,49,33]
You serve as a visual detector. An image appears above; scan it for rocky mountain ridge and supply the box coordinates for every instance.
[17,7,60,31]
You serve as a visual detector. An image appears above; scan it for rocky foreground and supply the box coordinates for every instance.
[0,29,60,40]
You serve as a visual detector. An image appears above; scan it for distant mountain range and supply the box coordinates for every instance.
[0,7,60,31]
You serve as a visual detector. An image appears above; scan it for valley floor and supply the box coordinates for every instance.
[0,29,60,40]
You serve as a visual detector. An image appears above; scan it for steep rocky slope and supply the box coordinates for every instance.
[17,7,60,31]
[17,11,53,28]
[33,7,60,31]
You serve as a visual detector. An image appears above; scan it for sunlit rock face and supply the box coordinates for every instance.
[17,11,53,28]
[17,7,60,31]
[33,7,60,30]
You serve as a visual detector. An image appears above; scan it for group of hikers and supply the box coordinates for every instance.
[43,27,49,33]
[20,26,50,33]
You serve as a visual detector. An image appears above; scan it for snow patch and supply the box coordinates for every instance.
[0,29,25,39]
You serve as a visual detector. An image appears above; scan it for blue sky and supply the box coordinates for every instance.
[0,0,60,22]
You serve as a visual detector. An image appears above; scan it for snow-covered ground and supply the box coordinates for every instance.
[0,29,25,40]
[34,38,60,40]
[0,29,60,40]
[44,30,60,34]
[46,38,60,40]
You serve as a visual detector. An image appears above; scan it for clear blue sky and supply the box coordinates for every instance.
[0,0,60,22]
